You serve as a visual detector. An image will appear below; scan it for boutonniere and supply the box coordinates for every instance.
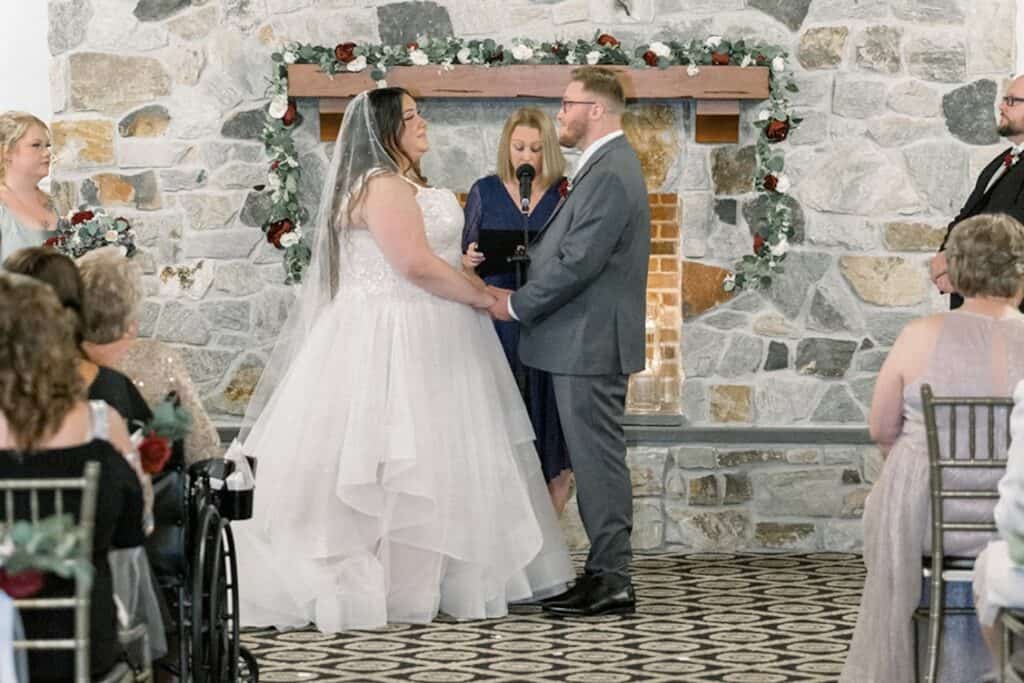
[558,177,572,199]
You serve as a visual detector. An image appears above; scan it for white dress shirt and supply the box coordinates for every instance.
[507,129,626,320]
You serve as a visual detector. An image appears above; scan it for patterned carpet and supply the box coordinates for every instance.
[241,552,864,682]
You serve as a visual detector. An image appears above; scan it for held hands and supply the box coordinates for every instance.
[929,252,954,294]
[486,286,513,321]
[462,242,485,271]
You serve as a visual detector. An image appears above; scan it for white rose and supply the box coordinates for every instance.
[410,49,430,66]
[71,234,82,246]
[705,36,722,49]
[566,51,578,65]
[771,56,786,73]
[283,51,297,64]
[268,95,288,119]
[280,231,301,248]
[105,229,119,243]
[457,47,472,64]
[757,109,771,122]
[511,44,534,61]
[769,237,789,256]
[118,246,128,257]
[649,41,671,58]
[686,64,700,77]
[267,173,282,191]
[774,174,791,193]
[586,50,601,65]
[722,273,736,292]
[376,79,388,88]
[346,55,367,72]
[741,54,753,68]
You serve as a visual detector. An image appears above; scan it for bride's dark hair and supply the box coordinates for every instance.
[366,87,427,186]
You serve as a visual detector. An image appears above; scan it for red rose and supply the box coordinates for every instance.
[138,432,172,475]
[270,160,280,171]
[334,42,357,63]
[762,174,778,191]
[70,210,94,225]
[753,233,765,254]
[266,218,295,249]
[0,568,44,599]
[711,51,730,65]
[642,50,658,67]
[558,178,570,199]
[765,118,790,142]
[755,54,767,66]
[282,99,299,127]
[551,43,561,54]
[596,33,619,47]
[406,42,419,50]
[43,235,65,248]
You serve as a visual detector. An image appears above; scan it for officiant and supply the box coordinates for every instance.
[460,106,573,514]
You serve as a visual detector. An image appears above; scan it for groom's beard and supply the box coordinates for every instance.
[558,120,585,149]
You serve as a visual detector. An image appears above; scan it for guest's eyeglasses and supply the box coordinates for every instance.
[560,99,597,112]
[1002,96,1024,107]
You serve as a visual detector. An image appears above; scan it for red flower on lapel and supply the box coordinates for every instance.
[558,177,570,199]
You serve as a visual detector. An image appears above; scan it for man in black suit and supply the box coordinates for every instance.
[931,75,1024,307]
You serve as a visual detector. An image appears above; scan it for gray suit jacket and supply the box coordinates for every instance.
[511,135,650,376]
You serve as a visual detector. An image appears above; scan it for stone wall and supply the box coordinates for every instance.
[561,442,880,553]
[45,0,1015,550]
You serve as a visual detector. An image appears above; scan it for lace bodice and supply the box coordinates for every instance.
[336,186,465,301]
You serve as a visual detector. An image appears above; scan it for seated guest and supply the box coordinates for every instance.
[461,107,573,512]
[841,213,1024,683]
[0,112,60,262]
[78,247,222,464]
[1,247,167,664]
[2,247,152,431]
[0,272,145,681]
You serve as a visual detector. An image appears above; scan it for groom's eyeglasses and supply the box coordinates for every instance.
[1002,96,1024,107]
[560,100,596,112]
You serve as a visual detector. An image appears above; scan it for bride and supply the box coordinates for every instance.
[233,88,573,632]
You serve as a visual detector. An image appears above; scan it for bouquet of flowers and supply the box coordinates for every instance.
[44,208,137,259]
[0,515,93,598]
[131,391,192,475]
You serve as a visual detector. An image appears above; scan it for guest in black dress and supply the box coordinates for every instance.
[0,272,145,681]
[461,107,574,513]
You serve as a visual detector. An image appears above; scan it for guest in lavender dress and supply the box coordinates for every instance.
[462,107,573,513]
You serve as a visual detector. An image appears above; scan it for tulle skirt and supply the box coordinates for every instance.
[234,293,573,632]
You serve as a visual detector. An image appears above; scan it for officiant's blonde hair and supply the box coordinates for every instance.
[496,107,566,189]
[0,111,49,185]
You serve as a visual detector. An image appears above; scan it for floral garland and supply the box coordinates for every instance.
[261,32,799,289]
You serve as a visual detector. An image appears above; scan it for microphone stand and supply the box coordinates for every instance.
[508,194,531,400]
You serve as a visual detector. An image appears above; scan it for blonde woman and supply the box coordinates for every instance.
[0,112,60,262]
[460,107,574,513]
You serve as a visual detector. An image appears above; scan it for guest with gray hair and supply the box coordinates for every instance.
[843,213,1024,682]
[77,247,222,464]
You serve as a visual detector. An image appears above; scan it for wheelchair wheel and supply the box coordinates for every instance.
[190,504,230,683]
[239,645,259,682]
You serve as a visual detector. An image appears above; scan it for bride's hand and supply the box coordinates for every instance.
[462,242,485,271]
[471,288,496,309]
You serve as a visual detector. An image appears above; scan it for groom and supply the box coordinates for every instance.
[488,66,650,617]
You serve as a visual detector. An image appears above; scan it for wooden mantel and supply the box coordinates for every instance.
[287,64,770,143]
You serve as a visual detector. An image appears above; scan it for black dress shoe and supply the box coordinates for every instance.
[536,574,597,607]
[543,576,635,617]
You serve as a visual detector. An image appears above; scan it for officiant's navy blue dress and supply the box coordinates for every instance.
[462,174,571,482]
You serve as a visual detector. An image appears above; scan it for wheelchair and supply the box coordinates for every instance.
[145,448,258,682]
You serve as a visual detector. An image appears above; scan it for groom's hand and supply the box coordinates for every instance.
[487,286,513,321]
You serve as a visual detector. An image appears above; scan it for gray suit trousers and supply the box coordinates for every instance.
[551,373,632,580]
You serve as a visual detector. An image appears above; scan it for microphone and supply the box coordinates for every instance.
[515,163,535,214]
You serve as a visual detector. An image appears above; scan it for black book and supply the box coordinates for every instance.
[476,229,531,278]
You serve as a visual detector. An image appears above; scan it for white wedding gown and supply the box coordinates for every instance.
[234,183,573,632]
